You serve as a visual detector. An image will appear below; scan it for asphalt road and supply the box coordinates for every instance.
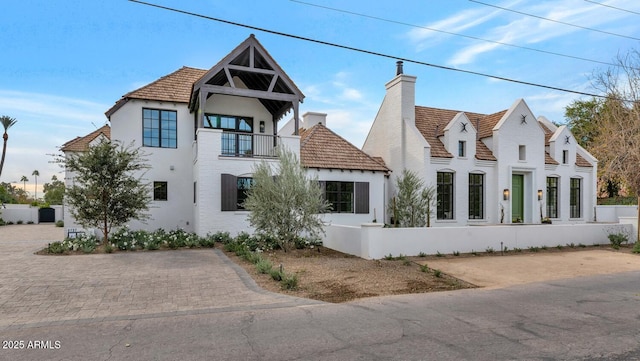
[2,271,640,361]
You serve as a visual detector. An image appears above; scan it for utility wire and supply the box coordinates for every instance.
[583,0,640,16]
[469,0,640,41]
[291,0,620,68]
[128,0,609,99]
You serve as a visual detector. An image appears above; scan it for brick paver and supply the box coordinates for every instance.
[0,225,319,330]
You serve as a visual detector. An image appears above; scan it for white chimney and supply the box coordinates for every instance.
[302,112,327,128]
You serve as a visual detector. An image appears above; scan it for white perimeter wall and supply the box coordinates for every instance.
[324,222,633,259]
[1,204,63,224]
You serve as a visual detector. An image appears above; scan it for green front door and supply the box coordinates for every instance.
[512,174,524,222]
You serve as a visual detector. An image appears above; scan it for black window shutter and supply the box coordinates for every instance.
[355,182,369,214]
[221,174,237,211]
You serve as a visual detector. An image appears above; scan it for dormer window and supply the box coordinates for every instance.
[458,141,466,157]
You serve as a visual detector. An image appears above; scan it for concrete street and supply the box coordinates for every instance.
[1,225,640,360]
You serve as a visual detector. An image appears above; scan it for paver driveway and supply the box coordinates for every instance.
[0,225,319,330]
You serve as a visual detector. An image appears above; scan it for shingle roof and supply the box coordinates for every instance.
[576,153,593,167]
[105,66,207,118]
[300,124,390,172]
[60,125,111,152]
[414,106,498,160]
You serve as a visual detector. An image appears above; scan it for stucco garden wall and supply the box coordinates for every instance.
[323,222,633,260]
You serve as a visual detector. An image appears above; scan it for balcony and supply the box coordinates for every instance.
[220,131,279,158]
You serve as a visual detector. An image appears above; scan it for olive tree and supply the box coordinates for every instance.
[243,147,331,251]
[389,169,436,227]
[63,140,150,243]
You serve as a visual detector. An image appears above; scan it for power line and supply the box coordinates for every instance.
[128,0,608,99]
[583,0,640,16]
[291,0,620,68]
[469,0,640,41]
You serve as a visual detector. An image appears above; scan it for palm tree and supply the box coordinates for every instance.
[0,116,18,179]
[32,170,39,201]
[20,175,28,192]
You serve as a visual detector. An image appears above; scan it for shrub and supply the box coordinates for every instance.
[270,269,283,281]
[27,221,34,224]
[212,231,232,244]
[47,241,66,254]
[81,242,96,254]
[105,243,114,253]
[633,243,640,254]
[528,246,540,253]
[199,235,216,248]
[420,264,429,272]
[453,251,460,256]
[384,254,394,260]
[281,273,298,290]
[256,259,273,274]
[418,251,427,257]
[513,247,522,253]
[403,259,412,266]
[433,269,442,278]
[436,251,444,257]
[17,220,23,225]
[608,233,628,250]
[55,220,64,227]
[485,247,495,254]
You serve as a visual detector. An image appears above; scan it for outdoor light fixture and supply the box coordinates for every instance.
[259,120,265,133]
[503,189,510,201]
[537,189,543,201]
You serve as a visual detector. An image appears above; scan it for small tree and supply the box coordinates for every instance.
[389,169,436,227]
[243,147,331,251]
[43,175,65,205]
[62,140,150,244]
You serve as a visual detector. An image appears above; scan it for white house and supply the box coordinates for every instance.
[62,35,387,236]
[362,62,598,226]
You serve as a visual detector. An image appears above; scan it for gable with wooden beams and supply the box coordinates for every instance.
[189,34,305,135]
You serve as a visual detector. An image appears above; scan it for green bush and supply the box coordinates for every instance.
[633,243,640,254]
[255,259,273,274]
[433,269,442,278]
[270,269,283,282]
[212,231,232,244]
[420,264,429,273]
[55,220,64,227]
[47,241,66,254]
[280,273,298,290]
[608,233,628,250]
[17,220,23,225]
[81,242,96,254]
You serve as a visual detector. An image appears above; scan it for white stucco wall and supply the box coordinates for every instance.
[306,168,387,226]
[109,99,195,232]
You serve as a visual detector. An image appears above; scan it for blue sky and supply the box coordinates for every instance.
[1,0,639,195]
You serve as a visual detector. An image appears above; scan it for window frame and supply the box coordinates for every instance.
[153,181,168,201]
[468,173,484,220]
[570,177,581,218]
[142,108,177,149]
[324,181,354,213]
[518,145,526,161]
[458,140,466,157]
[546,177,559,218]
[437,172,454,220]
[204,114,254,156]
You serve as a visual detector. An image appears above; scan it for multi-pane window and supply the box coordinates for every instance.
[458,141,466,157]
[153,181,168,201]
[468,173,484,219]
[437,172,454,220]
[143,109,177,148]
[236,177,254,210]
[204,114,253,156]
[546,177,558,218]
[325,181,354,213]
[570,178,581,218]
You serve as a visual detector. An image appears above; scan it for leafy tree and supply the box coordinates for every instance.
[62,140,150,244]
[564,98,603,148]
[590,49,640,240]
[243,147,331,251]
[564,98,620,197]
[43,175,65,205]
[0,115,17,179]
[389,169,436,227]
[31,170,39,200]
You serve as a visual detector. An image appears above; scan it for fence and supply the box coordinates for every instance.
[323,222,634,260]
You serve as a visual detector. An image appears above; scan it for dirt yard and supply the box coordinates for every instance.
[226,244,639,303]
[225,247,475,303]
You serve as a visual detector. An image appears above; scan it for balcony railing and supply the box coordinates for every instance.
[220,131,278,158]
